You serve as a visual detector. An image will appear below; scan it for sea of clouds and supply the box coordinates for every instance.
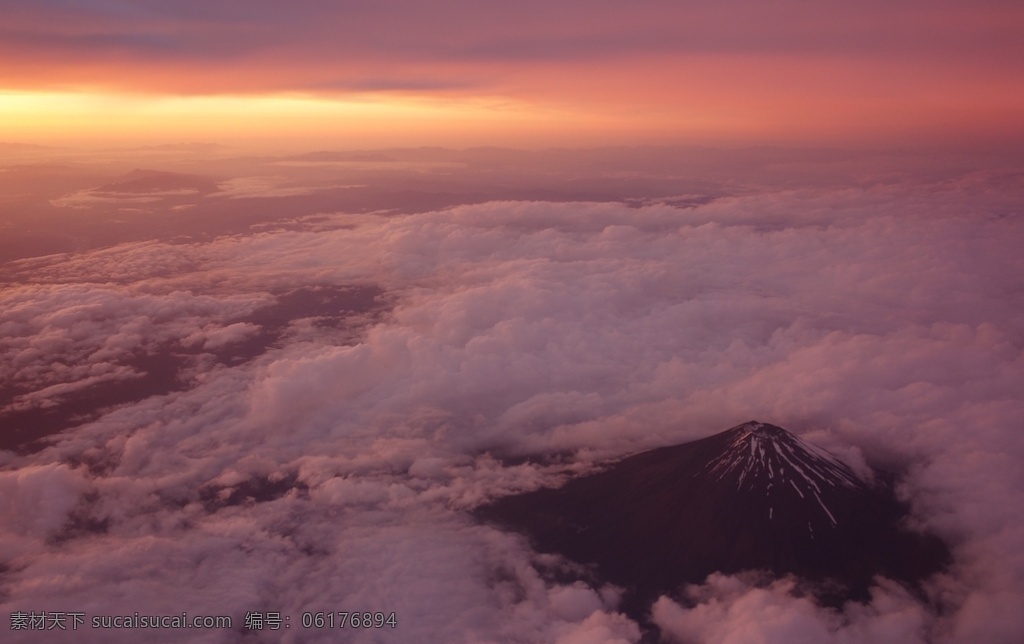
[1,173,1022,642]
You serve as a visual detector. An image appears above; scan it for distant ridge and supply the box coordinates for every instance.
[93,169,219,194]
[475,421,950,619]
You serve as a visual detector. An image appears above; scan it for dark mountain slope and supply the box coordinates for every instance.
[475,421,950,618]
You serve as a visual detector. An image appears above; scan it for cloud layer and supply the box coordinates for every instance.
[1,172,1023,641]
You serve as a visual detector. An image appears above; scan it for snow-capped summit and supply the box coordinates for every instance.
[475,421,949,623]
[706,421,865,528]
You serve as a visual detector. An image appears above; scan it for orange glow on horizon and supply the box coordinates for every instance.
[3,48,1023,152]
[0,88,776,150]
[1,90,615,149]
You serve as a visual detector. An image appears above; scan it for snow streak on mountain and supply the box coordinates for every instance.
[705,421,865,530]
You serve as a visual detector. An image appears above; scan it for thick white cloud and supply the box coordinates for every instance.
[651,574,933,644]
[0,463,91,558]
[181,322,262,350]
[1,174,1023,641]
[0,281,269,404]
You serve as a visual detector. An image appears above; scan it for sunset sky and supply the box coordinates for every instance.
[3,0,1023,148]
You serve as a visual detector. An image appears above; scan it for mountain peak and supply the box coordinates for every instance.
[734,419,775,432]
[709,421,865,513]
[475,421,950,626]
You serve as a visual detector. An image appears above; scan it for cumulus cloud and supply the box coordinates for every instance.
[1,172,1023,641]
[0,282,269,403]
[180,322,261,350]
[651,574,933,644]
[0,463,91,558]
